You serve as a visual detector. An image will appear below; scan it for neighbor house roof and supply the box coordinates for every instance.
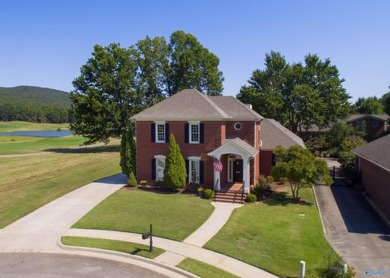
[347,114,389,122]
[353,134,390,171]
[131,89,263,121]
[260,118,306,150]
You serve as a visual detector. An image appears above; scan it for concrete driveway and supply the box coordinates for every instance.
[314,185,390,277]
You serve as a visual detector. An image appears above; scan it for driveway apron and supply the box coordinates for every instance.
[0,174,126,251]
[314,185,390,277]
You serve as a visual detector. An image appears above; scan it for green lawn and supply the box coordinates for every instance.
[0,149,120,228]
[61,236,164,259]
[73,190,214,241]
[204,188,339,278]
[0,121,69,132]
[177,258,239,278]
[0,135,86,154]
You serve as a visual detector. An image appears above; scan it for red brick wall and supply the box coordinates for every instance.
[351,119,386,138]
[360,158,390,220]
[135,120,261,187]
[260,150,273,176]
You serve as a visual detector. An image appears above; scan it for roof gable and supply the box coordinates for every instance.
[131,89,263,121]
[353,134,390,171]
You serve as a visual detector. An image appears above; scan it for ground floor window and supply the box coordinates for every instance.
[155,155,166,181]
[188,156,200,183]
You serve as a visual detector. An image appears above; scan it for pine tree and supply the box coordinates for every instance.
[163,134,187,190]
[120,128,136,177]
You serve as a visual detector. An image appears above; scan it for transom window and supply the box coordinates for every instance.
[155,156,166,181]
[156,124,165,143]
[190,123,200,144]
[188,157,200,183]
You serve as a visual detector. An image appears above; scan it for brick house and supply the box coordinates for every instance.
[353,134,390,225]
[131,89,263,194]
[347,114,389,139]
[259,119,306,176]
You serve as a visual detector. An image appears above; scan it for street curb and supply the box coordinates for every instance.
[312,185,327,235]
[57,238,198,278]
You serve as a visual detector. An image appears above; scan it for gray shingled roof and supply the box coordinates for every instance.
[348,114,389,122]
[353,134,390,171]
[131,89,263,121]
[260,119,306,150]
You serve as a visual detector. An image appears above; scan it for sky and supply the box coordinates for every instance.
[0,0,389,102]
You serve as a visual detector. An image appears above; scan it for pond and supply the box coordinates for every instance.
[0,130,72,137]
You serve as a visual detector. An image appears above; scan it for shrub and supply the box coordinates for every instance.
[197,186,205,196]
[279,177,288,184]
[163,134,187,190]
[266,175,274,183]
[127,172,137,187]
[246,194,257,203]
[140,180,148,186]
[203,189,215,199]
[253,176,271,197]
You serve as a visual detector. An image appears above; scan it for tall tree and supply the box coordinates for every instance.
[237,51,350,133]
[163,134,187,190]
[120,127,136,177]
[272,146,332,199]
[70,43,142,144]
[381,88,390,115]
[354,96,385,114]
[168,30,224,96]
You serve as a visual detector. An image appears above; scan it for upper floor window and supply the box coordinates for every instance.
[151,122,169,143]
[372,120,379,128]
[190,123,200,143]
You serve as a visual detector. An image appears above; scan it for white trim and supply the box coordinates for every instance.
[234,122,242,131]
[188,156,201,161]
[154,121,166,124]
[155,123,166,143]
[154,155,166,159]
[188,157,200,184]
[188,121,200,124]
[189,123,200,144]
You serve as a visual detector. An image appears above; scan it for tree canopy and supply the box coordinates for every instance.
[70,31,224,144]
[353,96,385,114]
[271,145,332,199]
[237,51,350,133]
[381,88,390,115]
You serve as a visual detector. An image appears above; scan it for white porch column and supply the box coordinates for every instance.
[243,157,250,193]
[213,156,221,191]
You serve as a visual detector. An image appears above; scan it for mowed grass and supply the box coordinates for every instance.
[73,190,215,241]
[0,136,86,154]
[0,121,69,132]
[61,236,164,259]
[204,188,339,278]
[0,149,120,228]
[177,258,239,278]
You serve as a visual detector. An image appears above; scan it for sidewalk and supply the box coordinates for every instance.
[64,228,277,278]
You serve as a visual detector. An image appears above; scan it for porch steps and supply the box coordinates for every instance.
[214,190,246,204]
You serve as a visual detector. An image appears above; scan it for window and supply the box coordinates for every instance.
[156,123,165,143]
[234,122,242,130]
[372,120,379,128]
[188,157,200,183]
[190,123,200,144]
[155,155,166,181]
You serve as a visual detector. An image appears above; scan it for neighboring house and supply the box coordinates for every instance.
[260,119,306,176]
[131,89,263,193]
[353,134,390,224]
[347,114,389,139]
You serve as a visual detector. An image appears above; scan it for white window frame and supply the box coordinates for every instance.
[189,121,200,144]
[155,121,166,143]
[155,155,166,181]
[188,156,201,184]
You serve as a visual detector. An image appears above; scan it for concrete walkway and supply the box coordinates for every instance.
[64,228,277,278]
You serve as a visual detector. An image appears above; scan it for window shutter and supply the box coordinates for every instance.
[151,123,155,142]
[199,160,204,184]
[185,160,189,183]
[185,123,189,143]
[152,159,156,180]
[272,154,276,166]
[200,123,204,144]
[165,123,170,143]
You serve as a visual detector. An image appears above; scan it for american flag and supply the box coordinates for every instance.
[213,159,223,172]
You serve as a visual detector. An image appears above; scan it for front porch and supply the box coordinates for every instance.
[214,182,246,204]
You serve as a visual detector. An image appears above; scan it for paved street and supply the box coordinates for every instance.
[0,253,167,278]
[314,185,390,278]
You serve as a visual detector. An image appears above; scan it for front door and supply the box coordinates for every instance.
[233,159,243,182]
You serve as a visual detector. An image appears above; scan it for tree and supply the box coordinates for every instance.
[168,30,224,96]
[272,146,332,199]
[163,134,187,190]
[70,43,142,144]
[237,51,350,133]
[120,128,136,177]
[354,96,385,114]
[381,89,390,115]
[338,135,365,173]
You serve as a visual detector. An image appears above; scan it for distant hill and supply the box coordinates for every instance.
[0,86,72,123]
[0,86,71,108]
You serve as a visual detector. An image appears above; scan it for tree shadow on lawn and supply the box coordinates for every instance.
[263,191,313,207]
[44,145,120,154]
